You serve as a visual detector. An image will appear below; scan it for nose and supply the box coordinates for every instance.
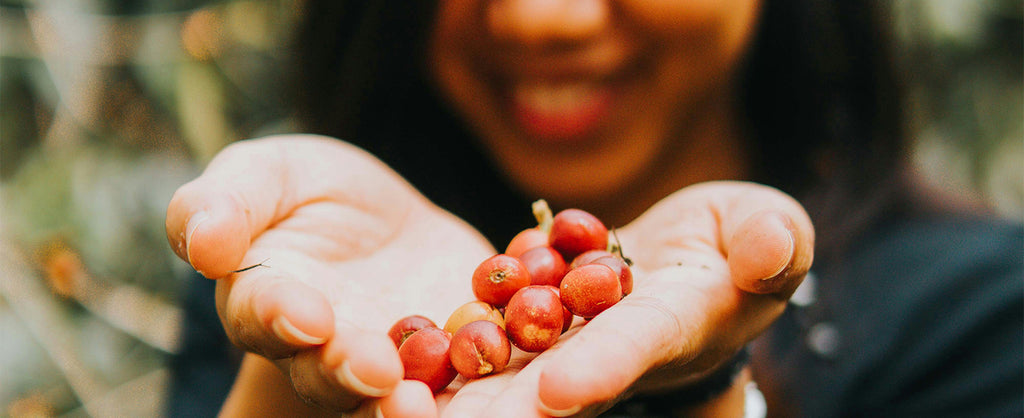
[487,0,609,47]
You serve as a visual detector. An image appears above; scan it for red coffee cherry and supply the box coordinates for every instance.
[549,209,608,261]
[549,287,575,333]
[388,315,437,348]
[398,327,458,393]
[569,249,615,270]
[590,255,633,296]
[449,320,512,379]
[504,285,565,352]
[517,246,567,287]
[505,227,549,258]
[472,254,531,307]
[560,264,622,318]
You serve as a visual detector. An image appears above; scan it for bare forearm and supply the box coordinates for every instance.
[220,354,336,418]
[677,369,750,418]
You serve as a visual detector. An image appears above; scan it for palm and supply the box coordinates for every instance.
[616,183,794,353]
[234,183,493,332]
[168,136,502,413]
[169,138,811,415]
[443,182,812,417]
[176,136,501,352]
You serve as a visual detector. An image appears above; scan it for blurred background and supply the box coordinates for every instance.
[0,0,1020,416]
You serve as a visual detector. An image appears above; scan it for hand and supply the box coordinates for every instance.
[441,181,814,417]
[166,135,495,415]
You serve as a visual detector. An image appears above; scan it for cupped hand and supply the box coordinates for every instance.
[166,135,495,415]
[442,181,814,417]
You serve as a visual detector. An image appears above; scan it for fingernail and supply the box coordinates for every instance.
[272,316,328,345]
[175,231,187,260]
[375,405,385,418]
[184,211,209,267]
[761,213,795,281]
[337,361,391,397]
[537,397,582,417]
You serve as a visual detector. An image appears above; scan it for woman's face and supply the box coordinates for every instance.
[430,0,761,207]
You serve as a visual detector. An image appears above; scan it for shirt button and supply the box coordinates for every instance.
[790,271,817,307]
[807,322,841,359]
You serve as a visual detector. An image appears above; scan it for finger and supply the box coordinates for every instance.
[165,135,414,279]
[222,354,340,417]
[379,380,439,418]
[630,181,814,297]
[441,354,533,417]
[727,210,801,295]
[478,363,549,418]
[217,269,334,358]
[714,187,814,297]
[289,324,404,412]
[165,139,291,278]
[535,279,710,416]
[443,352,563,418]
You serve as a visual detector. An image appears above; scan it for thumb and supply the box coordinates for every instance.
[165,134,413,279]
[165,139,291,278]
[717,190,814,298]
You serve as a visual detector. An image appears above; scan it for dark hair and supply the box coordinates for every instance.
[290,0,910,259]
[738,1,910,259]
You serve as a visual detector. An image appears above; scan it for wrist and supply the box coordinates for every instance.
[605,348,751,415]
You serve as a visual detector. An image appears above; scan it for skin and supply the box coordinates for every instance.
[166,137,812,417]
[430,0,761,225]
[166,136,491,415]
[164,0,817,416]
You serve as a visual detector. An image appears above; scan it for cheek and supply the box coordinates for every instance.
[429,1,497,134]
[629,0,761,101]
[430,0,477,73]
[619,0,726,30]
[619,0,761,54]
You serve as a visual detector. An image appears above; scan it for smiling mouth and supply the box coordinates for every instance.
[508,80,615,144]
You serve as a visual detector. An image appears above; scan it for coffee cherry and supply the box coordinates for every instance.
[570,251,633,296]
[444,301,505,335]
[449,320,511,379]
[472,254,531,307]
[590,255,633,296]
[549,209,608,261]
[518,246,567,287]
[569,249,615,270]
[505,228,548,258]
[388,315,437,348]
[549,287,575,333]
[560,264,622,318]
[504,286,565,352]
[398,327,458,393]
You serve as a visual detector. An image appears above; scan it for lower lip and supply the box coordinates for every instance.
[509,87,615,144]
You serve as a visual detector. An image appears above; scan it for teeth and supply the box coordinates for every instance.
[513,82,599,114]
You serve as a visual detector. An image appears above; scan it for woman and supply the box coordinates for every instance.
[166,0,1022,416]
